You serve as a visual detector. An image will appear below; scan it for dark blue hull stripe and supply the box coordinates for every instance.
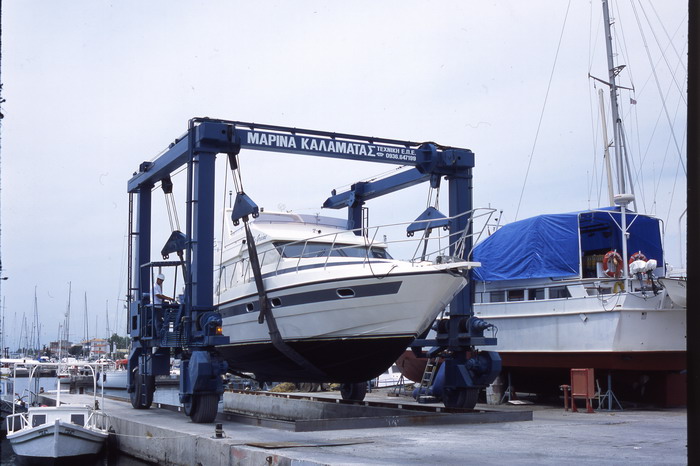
[219,280,402,318]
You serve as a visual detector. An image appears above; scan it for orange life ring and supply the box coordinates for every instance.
[603,250,623,278]
[628,251,647,265]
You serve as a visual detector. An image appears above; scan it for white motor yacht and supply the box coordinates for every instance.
[215,210,482,384]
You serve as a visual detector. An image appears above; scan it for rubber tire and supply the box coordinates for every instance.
[443,387,479,410]
[130,369,155,409]
[188,394,219,424]
[340,382,367,401]
[461,388,479,410]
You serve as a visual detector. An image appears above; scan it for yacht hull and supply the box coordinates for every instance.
[218,334,414,383]
[473,291,686,356]
[97,369,128,389]
[398,290,686,405]
[7,419,107,458]
[217,269,467,383]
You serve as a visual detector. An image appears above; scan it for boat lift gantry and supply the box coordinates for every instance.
[127,118,499,423]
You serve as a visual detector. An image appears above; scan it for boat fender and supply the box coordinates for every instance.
[603,250,623,278]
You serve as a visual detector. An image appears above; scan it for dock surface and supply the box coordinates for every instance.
[43,391,687,465]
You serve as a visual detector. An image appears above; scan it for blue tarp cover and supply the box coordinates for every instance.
[472,208,663,281]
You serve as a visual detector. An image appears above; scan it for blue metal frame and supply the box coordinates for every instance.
[127,118,497,414]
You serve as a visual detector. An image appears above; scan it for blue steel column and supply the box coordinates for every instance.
[447,172,473,319]
[136,185,152,301]
[190,151,216,309]
[128,184,151,392]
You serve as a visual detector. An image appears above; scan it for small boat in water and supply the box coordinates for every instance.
[5,362,109,461]
[215,210,482,385]
[98,359,128,389]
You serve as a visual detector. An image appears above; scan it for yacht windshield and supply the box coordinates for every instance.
[274,241,392,259]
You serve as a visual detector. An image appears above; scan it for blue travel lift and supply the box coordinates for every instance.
[126,118,500,423]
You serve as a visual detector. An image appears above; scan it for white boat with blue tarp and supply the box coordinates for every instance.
[471,208,685,400]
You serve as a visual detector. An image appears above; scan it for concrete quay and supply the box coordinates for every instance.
[44,390,687,465]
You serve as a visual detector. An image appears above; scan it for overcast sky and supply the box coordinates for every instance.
[0,1,687,351]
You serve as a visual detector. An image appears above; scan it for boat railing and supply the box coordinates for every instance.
[4,361,107,419]
[5,411,29,434]
[87,409,109,431]
[226,208,496,283]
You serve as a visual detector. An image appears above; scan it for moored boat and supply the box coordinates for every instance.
[97,358,128,389]
[5,362,109,460]
[470,209,686,397]
[398,0,687,406]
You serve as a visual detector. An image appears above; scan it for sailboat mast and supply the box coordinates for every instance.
[84,292,88,343]
[33,286,39,355]
[601,0,637,211]
[602,0,625,195]
[64,282,71,346]
[598,89,616,205]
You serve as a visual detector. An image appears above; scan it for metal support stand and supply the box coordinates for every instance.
[597,372,623,411]
[389,375,408,397]
[500,372,516,404]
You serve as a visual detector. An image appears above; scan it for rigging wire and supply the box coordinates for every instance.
[640,60,687,214]
[642,1,688,102]
[216,155,232,304]
[515,0,572,221]
[630,1,687,177]
[587,3,606,209]
[612,0,637,91]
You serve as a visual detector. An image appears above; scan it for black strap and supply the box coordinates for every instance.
[243,221,326,379]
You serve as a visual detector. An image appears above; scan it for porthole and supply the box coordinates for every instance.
[245,302,255,312]
[336,288,355,298]
[271,297,282,307]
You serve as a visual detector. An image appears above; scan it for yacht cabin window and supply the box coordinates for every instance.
[549,286,571,299]
[489,291,505,303]
[507,289,525,302]
[274,242,392,259]
[486,286,570,303]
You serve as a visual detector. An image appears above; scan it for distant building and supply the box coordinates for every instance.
[48,339,71,356]
[86,338,109,359]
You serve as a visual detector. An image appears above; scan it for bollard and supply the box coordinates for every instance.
[560,385,570,411]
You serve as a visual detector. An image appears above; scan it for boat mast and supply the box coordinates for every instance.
[602,0,635,280]
[598,89,616,206]
[33,286,39,356]
[601,1,638,208]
